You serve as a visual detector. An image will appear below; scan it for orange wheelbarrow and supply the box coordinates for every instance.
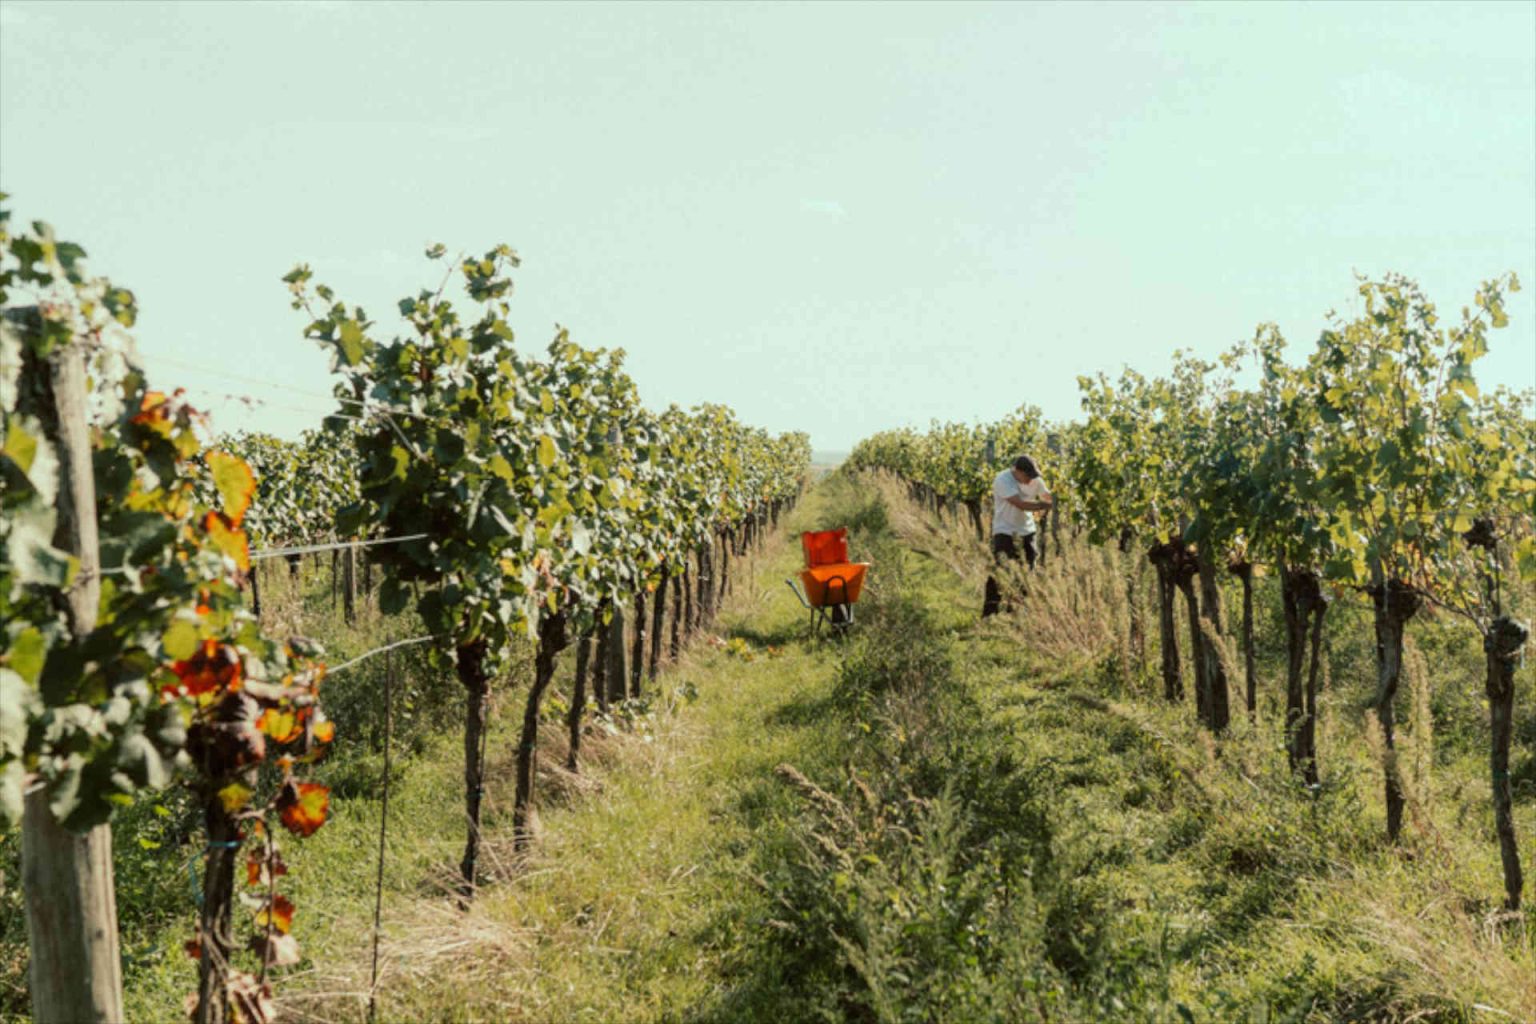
[785,527,871,636]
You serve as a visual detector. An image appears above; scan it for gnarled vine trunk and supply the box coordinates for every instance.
[1195,555,1231,733]
[1146,541,1182,703]
[515,611,568,849]
[1172,553,1210,727]
[566,630,592,772]
[456,639,490,901]
[697,540,714,625]
[342,543,356,625]
[1229,560,1255,720]
[1050,498,1062,563]
[670,569,684,659]
[194,760,256,1024]
[1301,595,1326,787]
[605,603,628,707]
[1280,567,1327,786]
[1486,616,1527,909]
[718,529,731,601]
[629,590,646,698]
[1370,577,1421,842]
[682,558,695,636]
[1281,568,1313,775]
[964,499,984,542]
[649,566,668,681]
[592,603,611,715]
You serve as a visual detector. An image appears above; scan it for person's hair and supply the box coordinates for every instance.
[1013,455,1039,479]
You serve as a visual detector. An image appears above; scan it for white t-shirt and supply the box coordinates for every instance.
[992,470,1050,537]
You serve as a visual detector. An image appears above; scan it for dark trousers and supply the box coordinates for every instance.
[982,532,1037,617]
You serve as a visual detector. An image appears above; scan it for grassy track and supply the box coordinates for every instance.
[186,482,854,1023]
[4,473,1532,1022]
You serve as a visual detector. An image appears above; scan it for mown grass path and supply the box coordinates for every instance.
[249,484,853,1023]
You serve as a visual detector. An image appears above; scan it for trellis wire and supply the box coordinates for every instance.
[326,635,438,678]
[144,352,439,423]
[249,533,430,562]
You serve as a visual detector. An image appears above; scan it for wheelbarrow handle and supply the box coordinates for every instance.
[785,578,813,610]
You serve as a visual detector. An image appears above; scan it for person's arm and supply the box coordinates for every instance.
[1004,495,1050,512]
[1005,479,1052,512]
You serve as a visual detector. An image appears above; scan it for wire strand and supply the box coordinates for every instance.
[325,635,437,677]
[143,351,439,423]
[249,534,430,561]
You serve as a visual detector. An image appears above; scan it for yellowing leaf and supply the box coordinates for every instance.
[162,619,201,661]
[311,717,335,744]
[257,708,300,744]
[2,421,38,474]
[206,451,256,526]
[337,320,365,366]
[217,782,253,814]
[537,435,556,469]
[203,512,251,571]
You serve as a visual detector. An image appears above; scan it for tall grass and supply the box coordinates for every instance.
[776,471,1535,1023]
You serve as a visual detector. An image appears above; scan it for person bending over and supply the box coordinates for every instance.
[982,454,1052,618]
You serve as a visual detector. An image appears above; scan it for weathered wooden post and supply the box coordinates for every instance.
[21,339,126,1023]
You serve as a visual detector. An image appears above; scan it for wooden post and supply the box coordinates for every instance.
[22,342,126,1024]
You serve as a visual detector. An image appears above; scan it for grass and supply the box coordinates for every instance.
[3,473,1532,1022]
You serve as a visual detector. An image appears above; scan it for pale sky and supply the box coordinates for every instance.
[2,0,1532,452]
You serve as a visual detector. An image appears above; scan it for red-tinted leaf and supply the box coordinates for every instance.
[246,851,289,887]
[130,391,172,434]
[254,893,295,934]
[167,639,242,699]
[277,780,329,837]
